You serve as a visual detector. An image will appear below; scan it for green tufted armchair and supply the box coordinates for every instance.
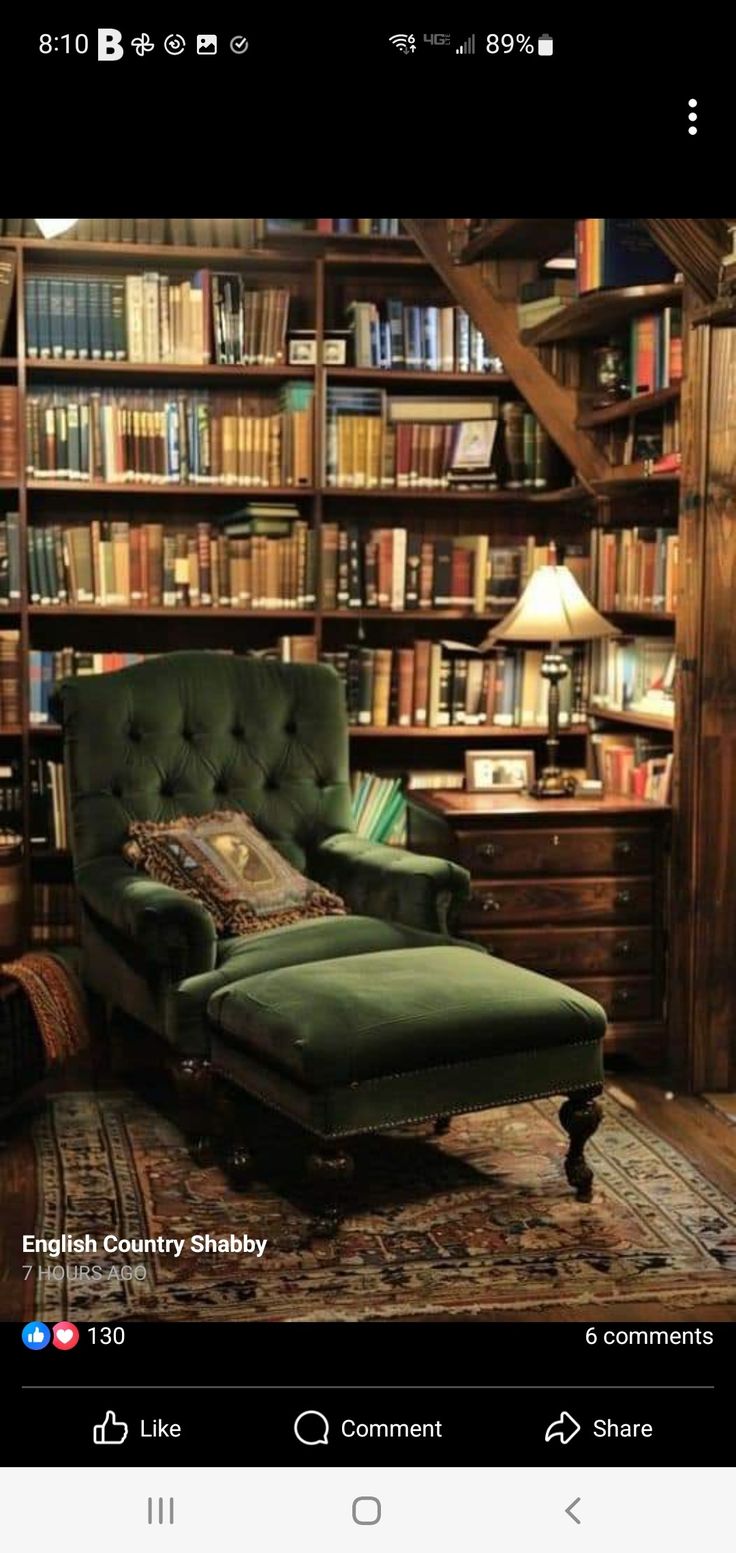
[51,652,471,1069]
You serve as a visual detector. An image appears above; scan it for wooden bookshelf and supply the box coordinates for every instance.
[458,219,575,265]
[0,222,681,959]
[591,465,680,492]
[589,707,675,732]
[520,283,683,347]
[577,385,680,429]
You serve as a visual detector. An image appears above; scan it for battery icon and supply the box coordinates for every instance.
[538,33,553,53]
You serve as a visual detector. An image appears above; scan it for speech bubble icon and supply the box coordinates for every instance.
[294,1410,330,1446]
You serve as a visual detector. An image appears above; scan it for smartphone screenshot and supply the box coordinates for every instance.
[1,14,733,1543]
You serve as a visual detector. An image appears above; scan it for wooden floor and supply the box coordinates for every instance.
[2,1059,736,1323]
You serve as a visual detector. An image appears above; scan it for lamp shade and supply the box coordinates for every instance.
[481,560,618,646]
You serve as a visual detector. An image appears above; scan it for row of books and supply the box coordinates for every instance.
[598,403,681,469]
[517,276,577,331]
[346,300,503,374]
[629,309,683,395]
[325,391,555,489]
[0,387,18,481]
[351,771,407,845]
[25,636,590,734]
[589,637,675,721]
[29,758,68,849]
[30,882,77,945]
[24,386,314,486]
[24,272,293,367]
[0,630,20,725]
[575,219,676,294]
[320,642,587,729]
[0,511,21,604]
[30,650,144,724]
[0,756,22,838]
[591,527,679,615]
[320,528,584,613]
[1,218,266,247]
[589,731,674,804]
[273,220,402,237]
[27,518,316,610]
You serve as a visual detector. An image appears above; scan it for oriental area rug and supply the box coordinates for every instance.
[30,1088,736,1321]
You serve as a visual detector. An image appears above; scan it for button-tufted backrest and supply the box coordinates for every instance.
[50,652,355,870]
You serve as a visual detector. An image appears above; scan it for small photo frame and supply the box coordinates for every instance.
[451,418,499,472]
[288,336,317,365]
[464,749,535,793]
[324,336,348,365]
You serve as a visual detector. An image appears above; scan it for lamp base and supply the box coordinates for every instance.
[531,769,578,799]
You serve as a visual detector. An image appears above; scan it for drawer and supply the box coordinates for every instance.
[462,876,653,927]
[562,976,657,1022]
[476,925,653,976]
[456,826,652,878]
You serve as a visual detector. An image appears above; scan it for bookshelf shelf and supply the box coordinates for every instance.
[9,237,313,271]
[0,725,22,736]
[591,465,680,492]
[604,610,676,626]
[577,385,681,428]
[27,606,316,619]
[0,357,18,370]
[25,360,315,383]
[265,230,414,251]
[326,367,512,386]
[323,609,503,623]
[521,284,683,347]
[458,218,575,265]
[589,706,675,732]
[26,482,316,498]
[322,485,587,504]
[349,725,585,739]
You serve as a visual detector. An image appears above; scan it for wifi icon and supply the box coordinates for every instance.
[389,32,416,51]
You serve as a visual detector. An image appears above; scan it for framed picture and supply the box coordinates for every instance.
[464,749,535,793]
[450,418,499,472]
[324,336,348,365]
[288,336,317,365]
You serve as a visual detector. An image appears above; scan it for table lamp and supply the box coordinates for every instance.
[480,542,618,798]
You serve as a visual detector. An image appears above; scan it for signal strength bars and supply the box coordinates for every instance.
[455,34,475,52]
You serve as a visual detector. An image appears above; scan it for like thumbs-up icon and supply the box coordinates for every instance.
[93,1411,129,1446]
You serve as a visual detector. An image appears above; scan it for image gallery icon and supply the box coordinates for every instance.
[197,34,217,52]
[22,1321,51,1350]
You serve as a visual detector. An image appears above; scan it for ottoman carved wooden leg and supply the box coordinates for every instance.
[172,1056,218,1167]
[559,1088,603,1202]
[305,1143,355,1239]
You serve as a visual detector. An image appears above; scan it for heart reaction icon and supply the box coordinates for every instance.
[52,1321,80,1350]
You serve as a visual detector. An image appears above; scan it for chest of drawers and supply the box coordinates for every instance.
[408,791,670,1060]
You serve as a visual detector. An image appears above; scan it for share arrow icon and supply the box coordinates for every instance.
[565,1499,582,1525]
[544,1410,581,1444]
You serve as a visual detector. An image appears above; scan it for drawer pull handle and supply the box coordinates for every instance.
[615,890,632,907]
[613,989,631,1004]
[615,841,633,857]
[552,834,560,847]
[481,896,501,913]
[478,842,498,860]
[613,940,633,958]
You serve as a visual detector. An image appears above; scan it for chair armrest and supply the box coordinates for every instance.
[76,856,217,982]
[311,833,470,935]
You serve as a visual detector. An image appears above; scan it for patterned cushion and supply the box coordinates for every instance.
[124,811,346,938]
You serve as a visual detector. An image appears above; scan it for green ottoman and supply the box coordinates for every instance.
[207,945,606,1229]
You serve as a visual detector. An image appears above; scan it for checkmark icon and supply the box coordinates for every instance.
[230,34,248,53]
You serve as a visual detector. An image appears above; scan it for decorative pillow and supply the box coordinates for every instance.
[123,810,346,937]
